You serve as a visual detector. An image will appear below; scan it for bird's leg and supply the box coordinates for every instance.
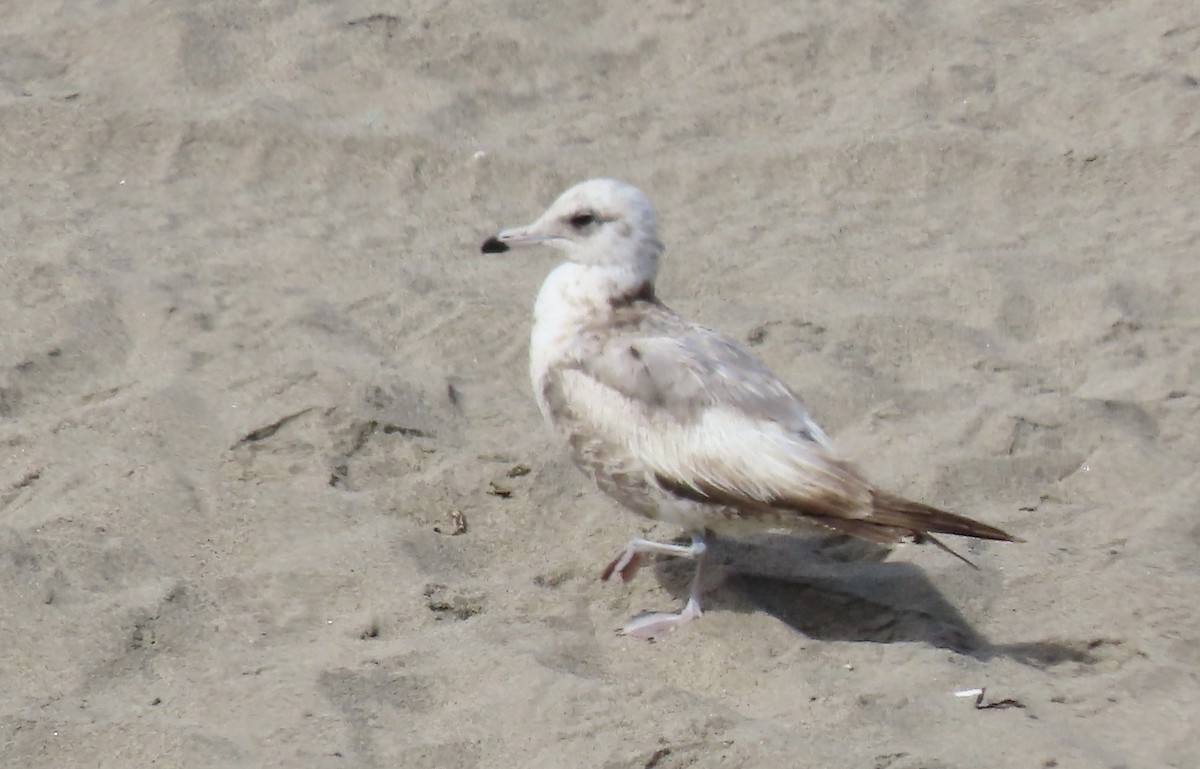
[600,536,703,582]
[614,532,710,641]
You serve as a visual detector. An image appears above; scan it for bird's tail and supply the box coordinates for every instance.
[868,490,1022,569]
[870,491,1021,542]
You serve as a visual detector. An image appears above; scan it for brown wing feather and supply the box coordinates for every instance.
[657,473,1021,550]
[869,490,1021,542]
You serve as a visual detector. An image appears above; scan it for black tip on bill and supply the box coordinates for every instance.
[481,236,509,254]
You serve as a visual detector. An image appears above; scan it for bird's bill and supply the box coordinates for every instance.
[480,224,554,253]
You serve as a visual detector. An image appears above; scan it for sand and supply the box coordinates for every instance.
[2,1,1198,767]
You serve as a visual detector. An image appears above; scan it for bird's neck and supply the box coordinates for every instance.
[533,262,656,327]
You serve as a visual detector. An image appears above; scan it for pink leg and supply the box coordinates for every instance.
[600,536,703,583]
[610,533,710,641]
[601,550,644,582]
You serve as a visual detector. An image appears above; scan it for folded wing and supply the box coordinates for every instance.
[553,305,1016,546]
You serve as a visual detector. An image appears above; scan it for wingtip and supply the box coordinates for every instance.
[872,491,1021,543]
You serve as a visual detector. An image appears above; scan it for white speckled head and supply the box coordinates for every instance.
[482,178,662,281]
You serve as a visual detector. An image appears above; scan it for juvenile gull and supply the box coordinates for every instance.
[481,178,1019,640]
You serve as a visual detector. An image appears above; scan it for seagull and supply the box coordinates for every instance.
[481,178,1019,640]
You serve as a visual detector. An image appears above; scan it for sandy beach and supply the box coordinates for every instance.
[2,1,1198,766]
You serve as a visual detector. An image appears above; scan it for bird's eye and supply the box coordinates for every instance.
[568,213,596,228]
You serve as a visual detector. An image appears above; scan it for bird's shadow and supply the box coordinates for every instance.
[649,534,1103,669]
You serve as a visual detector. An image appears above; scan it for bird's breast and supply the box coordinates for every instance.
[529,269,606,418]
